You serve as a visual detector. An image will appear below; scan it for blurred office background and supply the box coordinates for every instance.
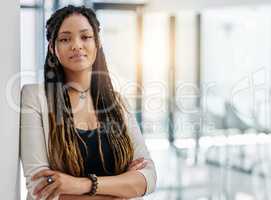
[20,0,271,199]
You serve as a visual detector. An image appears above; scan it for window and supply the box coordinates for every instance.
[202,6,271,135]
[97,10,138,110]
[142,12,169,138]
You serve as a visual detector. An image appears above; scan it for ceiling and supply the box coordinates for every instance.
[91,0,271,12]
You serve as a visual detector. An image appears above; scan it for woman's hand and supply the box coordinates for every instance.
[97,195,128,200]
[31,158,147,200]
[127,157,147,171]
[59,194,128,200]
[32,169,91,200]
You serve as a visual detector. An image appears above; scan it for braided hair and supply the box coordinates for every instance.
[44,5,134,177]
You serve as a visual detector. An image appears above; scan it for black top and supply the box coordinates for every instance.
[77,127,115,176]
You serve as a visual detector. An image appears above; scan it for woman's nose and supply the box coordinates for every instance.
[71,38,82,50]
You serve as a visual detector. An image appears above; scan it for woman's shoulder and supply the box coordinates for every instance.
[21,83,46,106]
[21,83,45,96]
[21,82,44,90]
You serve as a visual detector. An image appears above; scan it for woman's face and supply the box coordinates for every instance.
[53,14,97,72]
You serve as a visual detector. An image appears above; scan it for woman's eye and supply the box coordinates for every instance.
[59,38,69,42]
[82,36,93,40]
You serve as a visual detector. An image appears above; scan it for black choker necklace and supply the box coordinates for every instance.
[69,86,90,100]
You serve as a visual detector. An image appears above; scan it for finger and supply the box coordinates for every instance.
[129,162,142,170]
[40,181,60,200]
[33,179,48,195]
[128,157,144,169]
[132,160,146,170]
[34,174,57,195]
[131,160,148,170]
[45,187,60,200]
[32,169,55,180]
[136,161,148,170]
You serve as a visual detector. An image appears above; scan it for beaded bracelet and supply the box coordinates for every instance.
[87,174,98,196]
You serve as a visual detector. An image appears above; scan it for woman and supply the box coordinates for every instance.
[20,5,156,200]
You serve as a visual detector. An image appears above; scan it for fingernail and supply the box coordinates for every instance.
[137,163,143,167]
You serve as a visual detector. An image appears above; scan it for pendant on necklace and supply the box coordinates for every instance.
[79,92,87,100]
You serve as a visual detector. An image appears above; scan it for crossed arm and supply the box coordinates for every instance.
[31,158,148,200]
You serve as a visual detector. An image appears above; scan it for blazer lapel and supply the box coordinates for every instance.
[37,83,50,156]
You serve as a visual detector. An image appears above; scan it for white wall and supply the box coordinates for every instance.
[0,1,21,199]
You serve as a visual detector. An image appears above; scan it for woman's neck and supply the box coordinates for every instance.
[64,69,91,91]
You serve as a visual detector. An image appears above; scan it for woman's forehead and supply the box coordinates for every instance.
[58,14,94,35]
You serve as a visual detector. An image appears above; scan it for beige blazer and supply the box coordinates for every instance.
[20,83,157,200]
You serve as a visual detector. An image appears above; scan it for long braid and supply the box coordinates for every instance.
[45,5,134,177]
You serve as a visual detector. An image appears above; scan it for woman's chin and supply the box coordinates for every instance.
[64,65,91,73]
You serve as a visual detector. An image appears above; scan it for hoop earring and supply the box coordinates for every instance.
[48,54,59,68]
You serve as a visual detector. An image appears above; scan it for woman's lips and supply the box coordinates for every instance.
[70,54,86,60]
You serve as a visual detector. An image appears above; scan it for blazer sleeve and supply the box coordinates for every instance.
[124,103,157,195]
[20,84,58,200]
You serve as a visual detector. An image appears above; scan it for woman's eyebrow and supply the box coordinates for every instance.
[58,31,71,35]
[80,29,92,33]
[58,29,93,35]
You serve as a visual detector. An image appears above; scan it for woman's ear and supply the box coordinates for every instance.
[49,41,54,55]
